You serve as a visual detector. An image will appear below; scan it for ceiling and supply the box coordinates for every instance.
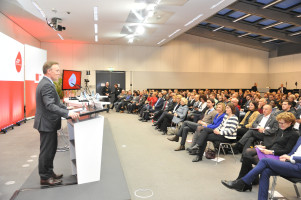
[0,0,236,46]
[186,0,301,57]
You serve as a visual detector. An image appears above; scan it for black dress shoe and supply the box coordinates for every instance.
[142,119,148,122]
[221,179,252,192]
[161,131,167,135]
[40,177,62,186]
[175,145,185,151]
[189,149,197,155]
[192,155,202,162]
[52,173,63,179]
[155,126,159,130]
[138,118,144,121]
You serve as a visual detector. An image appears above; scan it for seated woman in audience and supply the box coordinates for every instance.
[187,103,226,154]
[155,97,187,135]
[187,95,208,122]
[116,90,133,112]
[191,103,239,162]
[236,101,260,141]
[222,112,299,190]
[139,92,158,118]
[221,136,301,200]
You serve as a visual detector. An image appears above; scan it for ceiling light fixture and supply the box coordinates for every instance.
[211,0,225,9]
[94,6,98,21]
[262,0,283,9]
[57,33,64,40]
[169,29,181,37]
[233,14,251,22]
[262,22,283,29]
[95,35,98,42]
[32,1,46,18]
[94,24,98,34]
[290,31,301,36]
[135,25,145,35]
[262,38,277,43]
[212,26,224,32]
[128,37,134,43]
[238,32,250,37]
[157,39,166,45]
[184,14,203,27]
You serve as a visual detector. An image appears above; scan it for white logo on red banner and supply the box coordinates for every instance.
[15,52,22,73]
[68,73,77,87]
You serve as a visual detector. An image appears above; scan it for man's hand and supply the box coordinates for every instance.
[68,111,80,119]
[67,106,74,110]
[197,120,202,124]
[258,127,265,133]
[174,113,178,117]
[279,154,291,162]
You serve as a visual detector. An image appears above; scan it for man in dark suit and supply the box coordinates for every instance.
[34,61,79,186]
[111,84,122,109]
[101,82,111,112]
[278,83,287,94]
[232,104,279,154]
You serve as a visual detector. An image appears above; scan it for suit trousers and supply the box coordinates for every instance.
[39,131,58,180]
[177,121,199,145]
[196,128,231,158]
[238,129,264,153]
[242,158,301,200]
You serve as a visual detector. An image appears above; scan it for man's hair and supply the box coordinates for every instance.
[43,61,58,74]
[208,98,215,106]
[283,99,292,106]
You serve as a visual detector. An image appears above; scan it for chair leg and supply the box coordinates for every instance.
[216,143,222,165]
[228,144,236,163]
[293,183,301,198]
[269,176,277,200]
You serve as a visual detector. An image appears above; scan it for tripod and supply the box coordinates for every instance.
[84,80,91,95]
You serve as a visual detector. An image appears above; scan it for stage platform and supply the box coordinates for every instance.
[11,118,131,200]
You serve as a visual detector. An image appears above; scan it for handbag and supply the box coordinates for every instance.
[205,141,216,159]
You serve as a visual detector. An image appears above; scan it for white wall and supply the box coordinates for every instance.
[41,34,269,91]
[0,12,40,48]
[269,53,301,90]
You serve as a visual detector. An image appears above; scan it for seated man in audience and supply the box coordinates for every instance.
[113,90,126,110]
[151,95,175,121]
[116,90,133,112]
[127,91,140,113]
[232,104,278,154]
[141,92,164,122]
[167,98,217,151]
[270,100,279,115]
[139,92,158,118]
[187,95,208,122]
[274,100,297,117]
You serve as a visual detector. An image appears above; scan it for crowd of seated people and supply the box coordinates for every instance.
[108,86,301,199]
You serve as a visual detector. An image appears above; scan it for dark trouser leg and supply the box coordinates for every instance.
[39,131,58,180]
[179,121,198,145]
[195,128,214,158]
[111,97,118,109]
[153,110,163,121]
[160,114,173,132]
[157,111,168,125]
[236,127,249,141]
[237,148,258,179]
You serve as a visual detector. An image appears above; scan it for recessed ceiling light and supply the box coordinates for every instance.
[185,14,203,27]
[262,0,283,9]
[262,22,283,30]
[212,26,224,32]
[57,33,64,40]
[128,37,134,43]
[211,0,225,9]
[238,32,250,38]
[157,38,166,45]
[290,31,301,36]
[94,7,98,21]
[169,29,181,37]
[135,25,145,35]
[262,38,277,43]
[94,24,98,34]
[32,1,46,18]
[233,14,251,23]
[95,35,98,42]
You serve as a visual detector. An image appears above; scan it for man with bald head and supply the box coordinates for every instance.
[232,104,279,154]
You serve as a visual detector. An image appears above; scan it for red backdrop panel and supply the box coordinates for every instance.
[25,80,38,117]
[0,81,24,129]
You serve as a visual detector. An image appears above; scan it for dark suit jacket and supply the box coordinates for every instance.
[252,114,279,146]
[278,87,287,94]
[34,77,68,132]
[154,98,164,111]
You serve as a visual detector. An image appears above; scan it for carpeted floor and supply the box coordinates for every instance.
[0,111,299,200]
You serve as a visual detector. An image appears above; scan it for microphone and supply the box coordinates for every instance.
[71,83,82,88]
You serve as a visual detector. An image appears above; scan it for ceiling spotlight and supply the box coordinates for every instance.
[135,25,145,35]
[128,37,134,43]
[212,26,224,32]
[95,35,98,42]
[134,3,147,10]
